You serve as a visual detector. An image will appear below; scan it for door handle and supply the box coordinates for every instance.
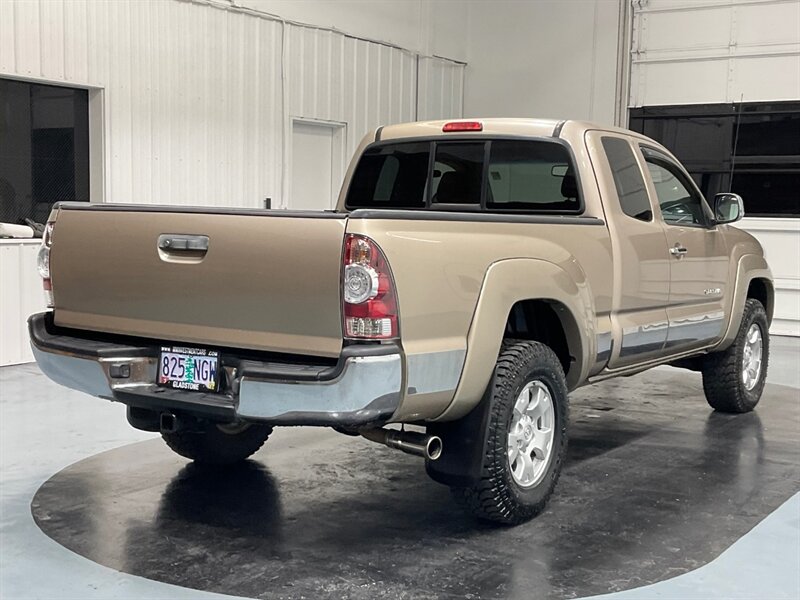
[669,244,688,257]
[158,234,209,253]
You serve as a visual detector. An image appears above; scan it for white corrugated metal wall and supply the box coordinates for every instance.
[630,0,800,337]
[287,27,416,146]
[0,0,465,209]
[418,56,465,120]
[0,0,465,365]
[0,241,45,366]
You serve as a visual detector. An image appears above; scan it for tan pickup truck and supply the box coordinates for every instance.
[30,118,773,524]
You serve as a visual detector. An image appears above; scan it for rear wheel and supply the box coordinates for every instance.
[702,299,769,413]
[451,340,569,525]
[161,421,272,465]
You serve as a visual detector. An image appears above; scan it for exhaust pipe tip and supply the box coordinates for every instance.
[360,427,443,460]
[425,435,443,461]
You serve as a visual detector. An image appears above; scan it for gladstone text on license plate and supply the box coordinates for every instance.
[158,346,220,392]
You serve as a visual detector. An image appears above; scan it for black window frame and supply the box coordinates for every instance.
[344,135,585,215]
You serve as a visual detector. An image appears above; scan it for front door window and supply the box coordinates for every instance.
[641,147,710,226]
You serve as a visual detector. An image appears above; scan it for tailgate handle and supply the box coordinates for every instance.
[158,234,209,253]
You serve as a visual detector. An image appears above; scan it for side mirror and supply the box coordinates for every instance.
[713,193,744,224]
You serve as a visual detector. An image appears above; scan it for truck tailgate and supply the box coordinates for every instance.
[49,206,346,358]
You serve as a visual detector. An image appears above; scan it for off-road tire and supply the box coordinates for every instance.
[162,421,273,465]
[451,340,569,525]
[702,299,769,413]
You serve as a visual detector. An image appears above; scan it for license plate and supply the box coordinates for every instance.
[157,346,220,392]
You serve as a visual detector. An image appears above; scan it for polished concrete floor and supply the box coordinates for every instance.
[1,337,799,599]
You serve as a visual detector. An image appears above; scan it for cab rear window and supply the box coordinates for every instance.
[346,142,429,209]
[345,139,582,214]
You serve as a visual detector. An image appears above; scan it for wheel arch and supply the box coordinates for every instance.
[504,298,581,380]
[717,254,773,352]
[433,258,594,422]
[747,277,774,324]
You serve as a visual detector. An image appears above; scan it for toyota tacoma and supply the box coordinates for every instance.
[29,118,773,524]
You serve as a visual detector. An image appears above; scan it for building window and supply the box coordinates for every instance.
[0,79,89,226]
[629,102,800,218]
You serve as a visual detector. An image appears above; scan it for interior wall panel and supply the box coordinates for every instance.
[630,0,800,337]
[418,57,465,121]
[739,218,800,337]
[1,0,463,212]
[285,25,420,162]
[463,0,620,125]
[0,0,467,365]
[0,241,45,366]
[631,0,800,107]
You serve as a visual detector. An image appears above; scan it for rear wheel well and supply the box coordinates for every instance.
[504,300,575,378]
[747,278,773,324]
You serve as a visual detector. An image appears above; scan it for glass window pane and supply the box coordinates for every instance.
[485,140,580,212]
[732,172,800,217]
[736,114,800,157]
[0,78,89,225]
[431,142,484,205]
[0,79,31,224]
[601,137,652,221]
[345,142,429,209]
[629,102,800,217]
[645,158,705,226]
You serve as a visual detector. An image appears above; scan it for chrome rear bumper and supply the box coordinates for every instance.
[29,312,401,427]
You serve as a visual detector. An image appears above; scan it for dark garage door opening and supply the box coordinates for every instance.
[0,78,89,226]
[629,101,800,218]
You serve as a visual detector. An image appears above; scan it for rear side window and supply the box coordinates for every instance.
[345,138,582,213]
[486,141,579,211]
[346,142,429,209]
[601,137,652,221]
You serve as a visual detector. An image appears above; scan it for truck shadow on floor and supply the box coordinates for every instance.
[31,376,798,600]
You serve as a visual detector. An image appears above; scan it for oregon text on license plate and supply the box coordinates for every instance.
[157,346,219,392]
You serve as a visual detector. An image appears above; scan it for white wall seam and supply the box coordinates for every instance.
[588,0,600,120]
[633,47,800,64]
[634,0,799,15]
[179,0,467,66]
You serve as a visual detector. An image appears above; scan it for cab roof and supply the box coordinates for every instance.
[377,118,649,142]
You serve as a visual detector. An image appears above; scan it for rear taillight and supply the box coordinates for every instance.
[37,222,54,308]
[342,234,398,339]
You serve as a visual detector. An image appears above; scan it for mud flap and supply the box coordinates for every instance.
[425,388,494,488]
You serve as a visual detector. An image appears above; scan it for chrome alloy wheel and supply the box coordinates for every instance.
[508,380,555,488]
[742,324,763,391]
